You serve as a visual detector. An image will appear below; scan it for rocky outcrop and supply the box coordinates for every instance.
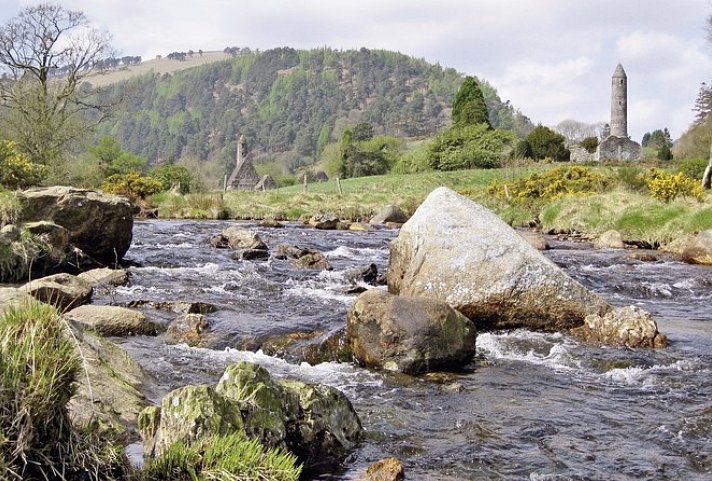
[347,289,476,373]
[570,306,668,348]
[370,205,408,225]
[20,186,133,264]
[275,244,332,270]
[23,273,93,310]
[64,305,162,336]
[594,230,625,249]
[221,225,268,250]
[388,187,611,331]
[662,230,712,265]
[139,361,362,470]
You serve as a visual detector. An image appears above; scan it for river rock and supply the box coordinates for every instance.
[662,229,712,265]
[570,305,668,348]
[216,362,291,450]
[594,230,625,249]
[64,305,161,336]
[370,204,409,225]
[125,299,217,314]
[275,244,332,270]
[0,287,34,316]
[139,361,362,470]
[278,378,362,470]
[257,219,285,228]
[362,457,406,481]
[349,222,371,232]
[139,384,246,458]
[20,186,133,264]
[166,313,214,346]
[23,273,92,310]
[519,231,549,250]
[68,326,152,440]
[388,187,611,331]
[230,248,270,261]
[77,267,129,287]
[309,212,340,230]
[221,225,268,250]
[347,289,476,373]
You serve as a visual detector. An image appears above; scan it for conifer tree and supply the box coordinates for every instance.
[452,76,491,128]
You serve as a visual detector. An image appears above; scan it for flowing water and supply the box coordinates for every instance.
[99,220,712,480]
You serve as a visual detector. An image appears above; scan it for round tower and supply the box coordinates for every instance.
[610,63,627,138]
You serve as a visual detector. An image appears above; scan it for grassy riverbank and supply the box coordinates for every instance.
[148,165,712,247]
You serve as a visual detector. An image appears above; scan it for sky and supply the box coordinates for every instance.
[1,0,711,142]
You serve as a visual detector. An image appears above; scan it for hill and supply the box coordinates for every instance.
[92,47,533,174]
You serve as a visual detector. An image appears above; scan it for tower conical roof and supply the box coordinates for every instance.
[612,63,626,78]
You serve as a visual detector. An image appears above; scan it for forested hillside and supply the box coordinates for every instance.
[93,47,532,171]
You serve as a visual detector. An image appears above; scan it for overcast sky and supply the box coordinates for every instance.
[2,0,711,141]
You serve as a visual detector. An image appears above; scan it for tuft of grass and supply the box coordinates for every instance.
[0,189,23,228]
[140,432,302,481]
[0,301,128,480]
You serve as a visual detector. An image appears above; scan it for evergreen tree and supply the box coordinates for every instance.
[452,76,491,128]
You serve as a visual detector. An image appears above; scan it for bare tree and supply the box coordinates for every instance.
[0,3,114,168]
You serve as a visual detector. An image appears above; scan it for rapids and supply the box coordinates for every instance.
[100,220,712,480]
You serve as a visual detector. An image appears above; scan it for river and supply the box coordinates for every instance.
[99,220,712,480]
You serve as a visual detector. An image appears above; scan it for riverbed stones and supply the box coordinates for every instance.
[139,361,362,470]
[275,244,332,270]
[23,273,93,310]
[388,187,611,331]
[662,229,712,265]
[223,225,268,250]
[64,305,161,336]
[77,267,129,287]
[570,305,668,348]
[20,186,133,264]
[347,289,476,373]
[166,313,214,347]
[519,231,549,250]
[309,212,340,230]
[594,230,625,249]
[370,204,409,225]
[363,457,406,481]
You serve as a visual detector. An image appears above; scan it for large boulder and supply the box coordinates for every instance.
[0,287,34,317]
[20,186,133,264]
[64,305,162,336]
[166,313,215,347]
[347,289,476,373]
[594,230,625,249]
[309,212,340,230]
[388,187,611,331]
[23,273,92,310]
[570,305,668,348]
[370,205,409,225]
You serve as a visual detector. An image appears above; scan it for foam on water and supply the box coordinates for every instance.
[601,359,704,387]
[325,245,386,261]
[476,330,581,372]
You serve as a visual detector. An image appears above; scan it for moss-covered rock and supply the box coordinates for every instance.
[141,384,245,458]
[216,361,289,450]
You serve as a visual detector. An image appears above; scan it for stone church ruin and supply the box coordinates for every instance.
[596,63,642,161]
[226,135,275,191]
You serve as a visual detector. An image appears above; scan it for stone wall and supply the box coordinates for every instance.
[597,136,641,162]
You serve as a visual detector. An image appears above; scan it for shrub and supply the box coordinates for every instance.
[0,140,47,189]
[488,165,611,204]
[646,169,704,203]
[140,432,302,481]
[0,302,128,480]
[524,125,570,161]
[675,157,709,180]
[101,173,164,203]
[580,136,599,153]
[148,163,194,194]
[427,124,515,171]
[615,166,648,192]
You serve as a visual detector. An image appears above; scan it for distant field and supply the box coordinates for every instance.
[84,51,228,87]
